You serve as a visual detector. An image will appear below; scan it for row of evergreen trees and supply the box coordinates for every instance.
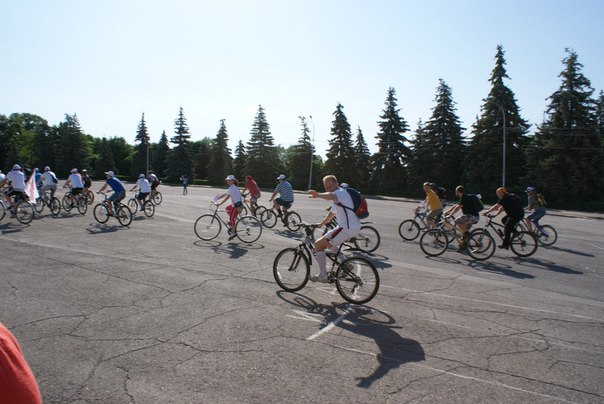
[1,47,603,208]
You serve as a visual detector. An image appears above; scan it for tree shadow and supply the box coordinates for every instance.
[276,292,425,388]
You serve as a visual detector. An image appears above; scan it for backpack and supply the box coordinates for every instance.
[536,193,547,207]
[467,193,484,213]
[51,173,58,184]
[338,188,369,219]
[430,183,446,200]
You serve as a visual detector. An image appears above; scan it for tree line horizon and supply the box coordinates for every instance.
[1,46,603,210]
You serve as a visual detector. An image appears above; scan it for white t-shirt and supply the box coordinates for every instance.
[68,173,84,189]
[136,178,151,193]
[6,170,26,191]
[40,171,57,186]
[226,184,242,205]
[331,187,361,230]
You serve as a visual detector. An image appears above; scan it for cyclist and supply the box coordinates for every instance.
[483,187,525,250]
[269,174,294,226]
[215,175,244,241]
[81,169,92,194]
[308,175,361,283]
[524,186,546,232]
[37,166,59,200]
[129,174,151,211]
[0,164,26,209]
[63,168,84,207]
[97,171,126,216]
[444,185,481,252]
[147,170,160,199]
[242,175,261,215]
[420,182,443,229]
[0,169,4,182]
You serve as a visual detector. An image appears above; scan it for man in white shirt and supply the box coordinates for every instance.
[130,174,152,211]
[37,166,59,199]
[63,168,84,207]
[0,164,26,207]
[308,175,361,282]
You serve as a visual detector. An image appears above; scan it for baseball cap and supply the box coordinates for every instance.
[277,174,286,180]
[139,174,145,179]
[12,164,21,170]
[44,166,50,171]
[340,183,349,188]
[70,168,78,173]
[525,186,535,192]
[225,175,235,181]
[105,171,115,177]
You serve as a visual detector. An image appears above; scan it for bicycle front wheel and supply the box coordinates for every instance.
[0,203,5,221]
[35,198,45,213]
[254,205,267,219]
[353,225,381,253]
[85,190,94,205]
[15,202,35,224]
[398,219,420,241]
[419,229,448,256]
[260,209,277,228]
[116,205,132,227]
[510,231,538,257]
[285,211,302,231]
[49,197,61,216]
[127,198,139,215]
[62,195,72,212]
[194,214,222,241]
[236,215,262,243]
[273,248,310,292]
[466,230,495,261]
[93,203,110,224]
[143,201,155,217]
[335,257,380,304]
[537,225,557,246]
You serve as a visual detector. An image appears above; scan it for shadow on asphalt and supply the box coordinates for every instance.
[276,291,425,389]
[545,245,594,257]
[509,256,583,275]
[193,239,265,259]
[85,223,128,234]
[467,260,535,279]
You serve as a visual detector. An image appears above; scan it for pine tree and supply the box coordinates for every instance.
[207,120,233,185]
[94,137,116,178]
[596,90,604,144]
[525,49,603,205]
[245,105,281,186]
[233,140,247,180]
[323,103,358,185]
[353,126,371,189]
[166,107,193,182]
[192,138,212,182]
[152,131,170,178]
[286,116,315,190]
[370,87,411,193]
[464,45,530,197]
[56,114,92,175]
[131,113,150,178]
[408,119,431,196]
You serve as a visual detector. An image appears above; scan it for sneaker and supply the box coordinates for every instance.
[228,233,237,241]
[497,244,509,250]
[456,243,466,252]
[309,274,329,283]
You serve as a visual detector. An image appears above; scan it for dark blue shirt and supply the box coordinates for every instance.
[106,177,125,194]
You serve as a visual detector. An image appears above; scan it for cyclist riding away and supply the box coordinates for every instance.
[63,168,84,207]
[130,174,151,211]
[269,174,294,226]
[147,170,160,198]
[0,164,26,210]
[483,187,525,250]
[97,171,126,216]
[444,185,482,252]
[308,175,361,283]
[37,166,58,199]
[215,175,244,241]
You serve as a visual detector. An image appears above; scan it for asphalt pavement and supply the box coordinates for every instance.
[1,184,602,403]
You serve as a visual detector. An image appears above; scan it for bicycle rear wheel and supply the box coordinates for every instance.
[85,190,95,205]
[537,225,557,246]
[62,194,72,212]
[116,204,132,227]
[510,231,538,257]
[152,191,162,205]
[0,203,5,221]
[236,215,262,243]
[15,201,35,224]
[466,230,495,261]
[335,257,380,304]
[260,209,277,228]
[353,225,381,253]
[49,197,61,216]
[419,229,448,256]
[194,214,222,241]
[76,196,87,215]
[35,198,45,213]
[273,248,310,292]
[285,211,302,231]
[398,219,420,241]
[93,203,110,224]
[253,205,266,218]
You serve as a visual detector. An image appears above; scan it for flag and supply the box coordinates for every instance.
[24,174,39,202]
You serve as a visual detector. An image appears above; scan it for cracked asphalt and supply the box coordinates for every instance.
[1,184,602,403]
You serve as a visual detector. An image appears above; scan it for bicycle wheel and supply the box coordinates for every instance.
[143,201,155,217]
[93,203,110,224]
[49,197,61,216]
[62,195,72,212]
[254,205,266,218]
[353,225,381,253]
[116,204,132,227]
[537,225,557,246]
[285,211,302,231]
[235,215,263,243]
[152,191,162,205]
[14,202,35,224]
[466,230,495,261]
[260,209,277,228]
[238,204,249,217]
[335,257,380,304]
[510,231,538,257]
[85,190,94,205]
[35,197,45,213]
[76,196,87,215]
[273,247,310,292]
[419,229,448,256]
[127,198,139,215]
[194,214,222,241]
[0,203,5,221]
[398,219,421,241]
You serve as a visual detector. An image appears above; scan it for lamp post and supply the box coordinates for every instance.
[490,98,506,188]
[307,115,315,190]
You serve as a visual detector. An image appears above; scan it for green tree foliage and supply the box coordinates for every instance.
[596,90,604,144]
[94,137,117,178]
[56,114,92,175]
[370,87,411,193]
[464,46,530,197]
[107,137,133,178]
[192,137,212,181]
[166,107,193,182]
[207,120,233,185]
[131,113,150,178]
[410,79,466,196]
[233,140,247,180]
[245,105,281,186]
[324,103,358,184]
[525,49,604,204]
[153,131,170,178]
[287,116,315,190]
[353,126,372,190]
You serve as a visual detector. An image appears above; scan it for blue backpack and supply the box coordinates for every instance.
[338,188,369,219]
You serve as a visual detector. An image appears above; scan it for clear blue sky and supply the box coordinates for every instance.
[2,0,602,157]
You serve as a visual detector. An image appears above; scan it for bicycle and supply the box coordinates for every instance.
[83,188,95,205]
[194,201,262,243]
[1,192,35,224]
[34,190,61,216]
[517,219,558,247]
[93,191,133,227]
[419,215,495,260]
[127,192,155,217]
[62,190,88,215]
[273,223,380,304]
[317,216,381,253]
[259,205,302,231]
[398,207,429,241]
[479,214,538,257]
[150,189,163,205]
[241,193,266,218]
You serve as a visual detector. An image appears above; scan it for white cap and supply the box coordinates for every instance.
[105,171,115,177]
[225,175,235,181]
[70,168,78,173]
[12,164,21,170]
[277,174,286,180]
[340,183,349,188]
[139,174,145,179]
[44,166,50,171]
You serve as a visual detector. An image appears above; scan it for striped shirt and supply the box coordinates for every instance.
[274,181,294,202]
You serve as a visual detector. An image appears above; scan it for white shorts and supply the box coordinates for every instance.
[322,226,360,248]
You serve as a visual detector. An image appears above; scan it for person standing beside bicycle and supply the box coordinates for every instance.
[444,185,482,252]
[524,186,546,233]
[269,174,294,226]
[63,168,84,208]
[215,175,244,241]
[97,171,126,216]
[308,175,361,283]
[130,174,152,211]
[242,175,261,215]
[483,187,525,250]
[37,166,59,199]
[420,182,443,229]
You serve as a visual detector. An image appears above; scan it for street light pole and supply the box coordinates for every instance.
[307,115,315,190]
[490,99,506,188]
